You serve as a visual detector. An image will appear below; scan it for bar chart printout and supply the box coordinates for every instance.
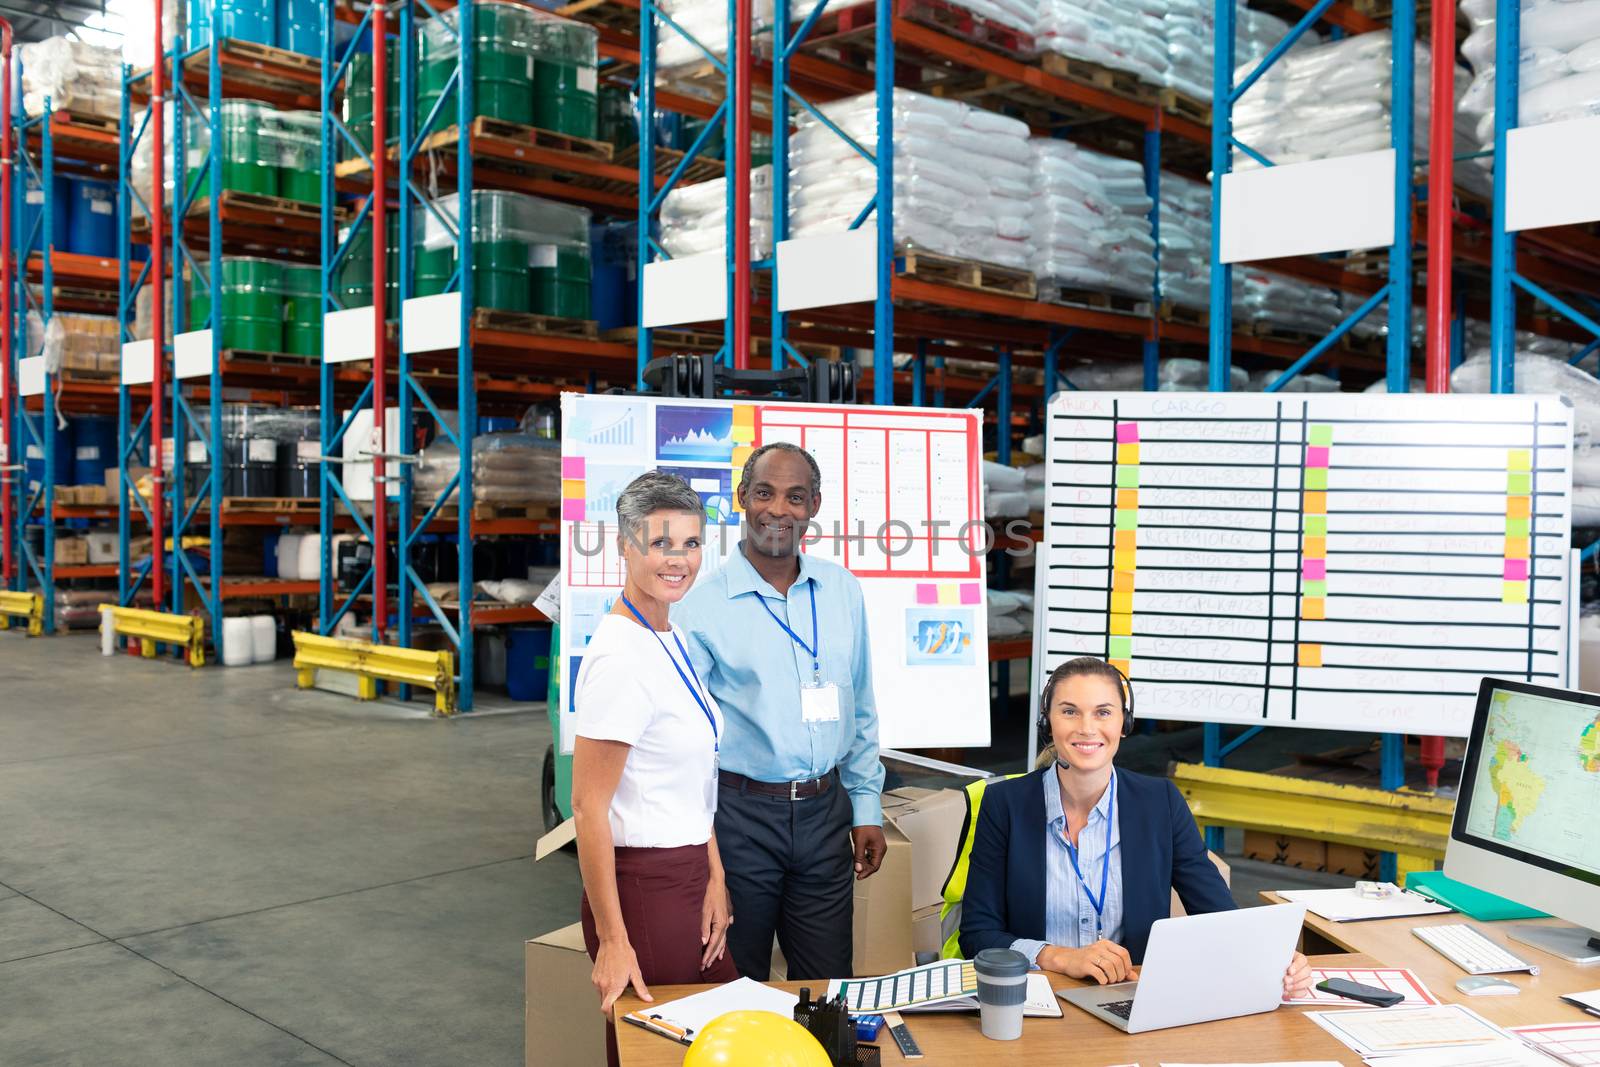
[1035,393,1573,737]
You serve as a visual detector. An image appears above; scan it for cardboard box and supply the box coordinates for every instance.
[881,786,967,911]
[85,530,118,565]
[525,925,604,1067]
[1326,842,1382,880]
[854,818,914,977]
[911,903,943,957]
[54,537,88,566]
[1244,830,1327,871]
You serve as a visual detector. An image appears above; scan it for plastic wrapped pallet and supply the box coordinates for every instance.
[789,89,1032,269]
[413,432,563,505]
[21,37,121,119]
[1029,140,1155,300]
[1459,0,1600,160]
[1036,0,1169,85]
[131,100,285,214]
[1161,3,1319,105]
[415,191,592,318]
[661,165,775,260]
[59,313,120,378]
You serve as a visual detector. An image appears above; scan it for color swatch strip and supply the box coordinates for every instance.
[1504,449,1532,604]
[1300,425,1331,643]
[1109,422,1139,677]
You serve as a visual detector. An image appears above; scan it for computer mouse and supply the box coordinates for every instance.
[1456,976,1520,996]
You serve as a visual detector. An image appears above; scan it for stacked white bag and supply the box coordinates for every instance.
[1029,140,1155,300]
[21,37,121,119]
[1036,0,1168,85]
[1163,3,1317,105]
[660,165,774,260]
[789,89,1032,269]
[1459,0,1600,157]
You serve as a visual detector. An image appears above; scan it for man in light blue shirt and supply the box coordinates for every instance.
[1009,768,1122,969]
[676,441,886,981]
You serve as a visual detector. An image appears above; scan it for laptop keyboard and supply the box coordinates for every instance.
[1102,999,1135,1020]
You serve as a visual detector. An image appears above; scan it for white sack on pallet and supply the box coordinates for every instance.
[1029,139,1155,299]
[1453,352,1599,478]
[661,165,774,259]
[1460,0,1600,146]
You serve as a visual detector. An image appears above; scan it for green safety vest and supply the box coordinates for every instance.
[937,773,1023,960]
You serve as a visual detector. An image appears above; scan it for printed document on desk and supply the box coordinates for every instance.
[1284,967,1439,1006]
[1357,1039,1557,1066]
[1512,1021,1600,1065]
[1306,1003,1509,1058]
[621,978,798,1046]
[1277,885,1452,922]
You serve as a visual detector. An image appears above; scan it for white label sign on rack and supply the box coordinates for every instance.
[1034,392,1574,737]
[1220,149,1396,263]
[18,356,46,396]
[121,339,155,386]
[173,329,213,380]
[402,292,461,353]
[323,305,375,363]
[776,225,879,311]
[1506,116,1600,232]
[641,252,726,327]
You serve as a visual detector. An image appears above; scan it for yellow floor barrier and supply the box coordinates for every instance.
[292,631,457,716]
[100,605,206,667]
[0,591,43,636]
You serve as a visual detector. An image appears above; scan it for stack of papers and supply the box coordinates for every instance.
[1561,989,1600,1018]
[1285,968,1438,1007]
[1512,1021,1600,1065]
[1305,1003,1511,1058]
[1360,1040,1561,1066]
[1277,885,1453,923]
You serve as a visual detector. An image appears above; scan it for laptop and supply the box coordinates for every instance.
[1056,902,1308,1034]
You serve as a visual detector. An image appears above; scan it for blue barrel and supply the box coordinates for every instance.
[188,0,274,47]
[23,418,75,499]
[275,0,323,55]
[65,178,117,258]
[506,626,553,701]
[590,221,638,332]
[72,416,116,488]
[22,172,69,256]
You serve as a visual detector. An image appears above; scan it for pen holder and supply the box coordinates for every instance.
[795,989,882,1066]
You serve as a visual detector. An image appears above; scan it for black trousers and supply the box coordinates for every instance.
[715,770,854,981]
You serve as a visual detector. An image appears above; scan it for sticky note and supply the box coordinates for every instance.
[1115,509,1139,531]
[1303,468,1329,491]
[1116,443,1141,465]
[1303,491,1328,514]
[1508,449,1532,472]
[1302,579,1327,598]
[1110,613,1133,636]
[1113,570,1135,592]
[1303,559,1327,581]
[1298,643,1323,668]
[731,406,756,443]
[960,583,981,605]
[1507,472,1532,496]
[1503,581,1529,605]
[1309,424,1333,447]
[916,583,938,605]
[937,584,959,606]
[1503,558,1529,581]
[732,445,755,467]
[1109,659,1131,677]
[1302,536,1326,558]
[561,478,586,500]
[1503,535,1530,558]
[561,456,585,479]
[1114,530,1137,552]
[1302,598,1325,621]
[1111,590,1134,615]
[1303,514,1328,538]
[1108,636,1132,659]
[1113,550,1137,572]
[561,498,586,522]
[1305,446,1330,468]
[1505,516,1530,538]
[1116,422,1140,444]
[1506,495,1532,519]
[1116,489,1139,511]
[1116,467,1140,489]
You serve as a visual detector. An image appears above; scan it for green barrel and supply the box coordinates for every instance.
[411,242,529,312]
[273,110,322,206]
[420,1,536,126]
[531,19,597,138]
[531,245,590,319]
[196,102,276,199]
[335,215,400,322]
[597,86,636,150]
[412,245,454,300]
[342,46,400,160]
[281,263,321,357]
[191,257,285,352]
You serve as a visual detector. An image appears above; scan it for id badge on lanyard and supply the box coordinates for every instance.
[759,580,841,723]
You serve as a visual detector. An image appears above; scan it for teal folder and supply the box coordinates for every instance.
[1403,870,1550,921]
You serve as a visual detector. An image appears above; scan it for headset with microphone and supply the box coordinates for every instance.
[1037,658,1136,743]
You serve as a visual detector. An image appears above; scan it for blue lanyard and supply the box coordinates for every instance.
[1063,773,1116,927]
[620,595,717,751]
[755,578,821,681]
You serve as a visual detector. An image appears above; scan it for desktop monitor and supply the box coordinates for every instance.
[1445,677,1600,963]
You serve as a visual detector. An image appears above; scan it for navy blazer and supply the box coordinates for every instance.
[958,766,1236,964]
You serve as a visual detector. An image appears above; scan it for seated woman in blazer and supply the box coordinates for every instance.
[960,656,1313,996]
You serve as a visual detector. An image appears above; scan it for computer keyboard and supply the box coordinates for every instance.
[1412,924,1540,975]
[1102,999,1135,1020]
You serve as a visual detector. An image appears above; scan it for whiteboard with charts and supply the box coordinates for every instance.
[1032,391,1574,736]
[558,393,990,753]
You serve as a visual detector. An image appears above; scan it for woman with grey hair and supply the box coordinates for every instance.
[571,470,736,1065]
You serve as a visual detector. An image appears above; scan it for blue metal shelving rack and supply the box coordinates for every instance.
[117,66,160,614]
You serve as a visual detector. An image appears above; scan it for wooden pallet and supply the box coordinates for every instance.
[188,37,321,95]
[472,502,560,521]
[603,143,725,199]
[1158,300,1207,328]
[825,0,1036,58]
[1039,52,1158,105]
[1158,88,1211,126]
[901,250,1037,299]
[603,326,842,365]
[220,497,320,515]
[51,110,120,136]
[1244,321,1322,346]
[473,308,599,339]
[414,115,615,164]
[60,366,120,383]
[1043,284,1150,316]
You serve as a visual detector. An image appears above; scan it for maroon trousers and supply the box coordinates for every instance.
[581,842,740,1067]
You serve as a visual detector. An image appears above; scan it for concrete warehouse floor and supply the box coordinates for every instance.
[0,636,1347,1066]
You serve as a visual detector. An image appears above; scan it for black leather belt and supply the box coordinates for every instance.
[718,768,833,800]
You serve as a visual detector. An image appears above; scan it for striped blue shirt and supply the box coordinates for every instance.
[1010,768,1123,969]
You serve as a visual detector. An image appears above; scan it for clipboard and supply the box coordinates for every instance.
[621,978,800,1046]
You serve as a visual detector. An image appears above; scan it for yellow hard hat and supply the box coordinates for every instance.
[683,1010,831,1067]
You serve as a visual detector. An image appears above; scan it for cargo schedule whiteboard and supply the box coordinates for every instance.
[1033,392,1574,736]
[558,394,989,751]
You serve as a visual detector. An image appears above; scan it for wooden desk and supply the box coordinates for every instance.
[617,953,1377,1065]
[1263,891,1600,1028]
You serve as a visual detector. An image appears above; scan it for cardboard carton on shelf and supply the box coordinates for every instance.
[54,537,88,565]
[1245,829,1328,871]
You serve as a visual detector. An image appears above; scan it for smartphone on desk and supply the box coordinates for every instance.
[1315,978,1405,1007]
